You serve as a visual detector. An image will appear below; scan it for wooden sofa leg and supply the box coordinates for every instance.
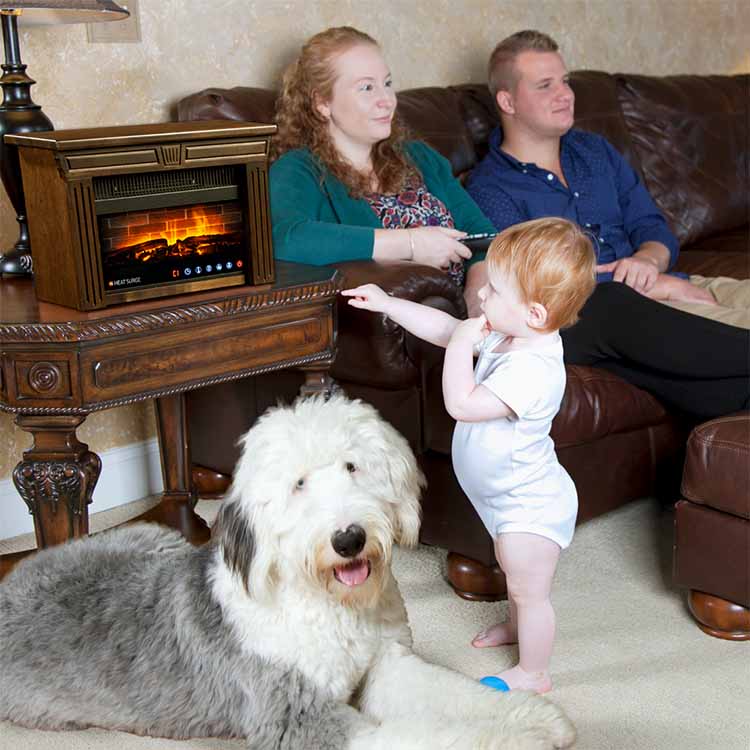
[192,464,232,498]
[688,590,750,641]
[446,552,507,602]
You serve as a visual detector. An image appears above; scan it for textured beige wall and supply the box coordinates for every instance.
[1,0,747,481]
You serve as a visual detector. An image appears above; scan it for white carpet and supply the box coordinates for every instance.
[1,497,748,750]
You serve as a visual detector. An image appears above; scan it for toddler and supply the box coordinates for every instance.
[342,217,596,693]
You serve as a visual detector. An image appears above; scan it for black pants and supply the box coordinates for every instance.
[561,282,750,419]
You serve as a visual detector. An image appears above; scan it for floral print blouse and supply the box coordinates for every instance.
[365,176,465,286]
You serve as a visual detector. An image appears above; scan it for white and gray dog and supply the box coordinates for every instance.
[0,394,575,749]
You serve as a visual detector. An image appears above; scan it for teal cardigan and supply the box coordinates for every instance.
[269,141,495,266]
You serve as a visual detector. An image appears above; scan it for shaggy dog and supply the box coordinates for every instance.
[0,394,575,749]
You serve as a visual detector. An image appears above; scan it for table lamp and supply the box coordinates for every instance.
[0,0,129,276]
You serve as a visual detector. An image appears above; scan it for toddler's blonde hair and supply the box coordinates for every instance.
[487,217,596,332]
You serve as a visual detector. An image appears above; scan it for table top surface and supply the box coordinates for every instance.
[0,262,339,332]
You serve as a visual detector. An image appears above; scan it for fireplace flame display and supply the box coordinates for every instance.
[100,201,246,290]
[103,202,243,267]
[111,230,243,266]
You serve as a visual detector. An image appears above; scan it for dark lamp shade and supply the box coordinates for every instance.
[0,1,129,25]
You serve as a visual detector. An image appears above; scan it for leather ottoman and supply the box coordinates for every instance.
[673,412,750,640]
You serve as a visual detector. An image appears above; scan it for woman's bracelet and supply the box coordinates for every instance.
[407,229,415,260]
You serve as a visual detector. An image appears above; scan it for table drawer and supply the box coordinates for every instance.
[79,306,333,404]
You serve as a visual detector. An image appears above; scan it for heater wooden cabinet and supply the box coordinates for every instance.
[7,121,277,310]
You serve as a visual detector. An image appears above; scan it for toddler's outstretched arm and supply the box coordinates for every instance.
[341,284,459,349]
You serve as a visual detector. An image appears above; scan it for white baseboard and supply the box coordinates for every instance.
[0,438,164,541]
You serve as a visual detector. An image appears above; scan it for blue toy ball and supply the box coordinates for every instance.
[480,675,510,691]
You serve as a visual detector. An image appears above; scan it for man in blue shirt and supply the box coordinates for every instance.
[468,128,686,286]
[464,30,748,419]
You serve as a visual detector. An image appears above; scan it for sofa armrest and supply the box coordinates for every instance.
[330,260,466,389]
[550,365,669,448]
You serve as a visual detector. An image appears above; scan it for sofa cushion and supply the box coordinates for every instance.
[617,74,749,248]
[551,366,668,448]
[569,71,642,176]
[681,413,750,521]
[676,226,750,279]
[177,86,276,124]
[397,87,478,176]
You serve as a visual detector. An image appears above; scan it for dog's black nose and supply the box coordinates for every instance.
[331,524,366,558]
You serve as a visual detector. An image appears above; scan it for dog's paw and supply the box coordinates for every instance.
[472,712,575,750]
[550,709,576,747]
[496,692,576,749]
[536,702,576,749]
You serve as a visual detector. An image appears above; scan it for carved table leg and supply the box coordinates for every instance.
[298,363,337,398]
[144,392,211,545]
[11,414,101,550]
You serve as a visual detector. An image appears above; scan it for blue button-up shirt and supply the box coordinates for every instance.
[466,128,684,282]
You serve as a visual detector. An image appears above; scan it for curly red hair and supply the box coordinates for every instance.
[272,26,418,198]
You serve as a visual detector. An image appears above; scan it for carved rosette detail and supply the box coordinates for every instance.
[28,362,61,393]
[12,453,101,518]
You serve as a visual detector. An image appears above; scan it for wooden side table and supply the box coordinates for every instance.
[0,262,339,577]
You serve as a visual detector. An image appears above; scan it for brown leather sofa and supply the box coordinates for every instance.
[177,71,749,602]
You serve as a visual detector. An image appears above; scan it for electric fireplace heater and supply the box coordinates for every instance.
[8,121,277,310]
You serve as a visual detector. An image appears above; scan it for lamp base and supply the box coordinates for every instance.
[0,12,53,280]
[0,211,32,274]
[0,247,32,275]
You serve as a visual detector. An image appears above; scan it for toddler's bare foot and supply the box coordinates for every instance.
[471,622,518,648]
[495,665,552,694]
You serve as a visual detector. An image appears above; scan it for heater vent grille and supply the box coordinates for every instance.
[93,166,236,200]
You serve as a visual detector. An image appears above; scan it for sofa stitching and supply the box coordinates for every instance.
[689,438,748,453]
[693,415,748,432]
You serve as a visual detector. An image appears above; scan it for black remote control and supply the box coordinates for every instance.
[459,232,497,253]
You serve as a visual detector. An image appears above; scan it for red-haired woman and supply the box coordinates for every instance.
[270,26,495,291]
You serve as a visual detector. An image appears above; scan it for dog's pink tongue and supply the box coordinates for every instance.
[335,560,369,587]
